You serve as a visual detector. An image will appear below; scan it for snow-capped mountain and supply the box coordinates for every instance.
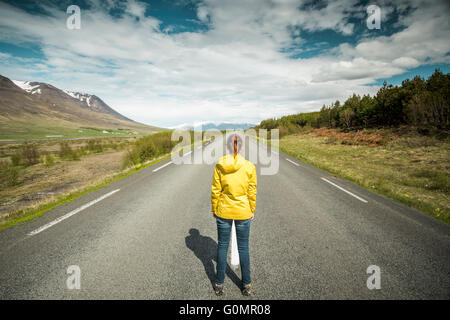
[0,74,160,136]
[10,77,132,121]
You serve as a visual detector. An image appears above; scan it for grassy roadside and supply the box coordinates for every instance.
[276,128,449,225]
[0,133,204,231]
[0,155,170,231]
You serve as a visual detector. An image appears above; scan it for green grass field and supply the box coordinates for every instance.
[0,113,167,141]
[0,125,142,141]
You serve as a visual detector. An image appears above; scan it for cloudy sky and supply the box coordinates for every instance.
[0,0,449,128]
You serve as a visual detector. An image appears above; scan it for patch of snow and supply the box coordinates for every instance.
[102,130,109,133]
[63,90,93,107]
[63,90,77,99]
[12,80,41,94]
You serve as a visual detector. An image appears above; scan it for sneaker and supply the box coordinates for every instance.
[242,283,252,296]
[214,284,224,296]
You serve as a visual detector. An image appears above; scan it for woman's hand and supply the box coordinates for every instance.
[212,212,217,218]
[251,212,254,221]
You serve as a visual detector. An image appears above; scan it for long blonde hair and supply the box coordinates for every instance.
[227,134,243,155]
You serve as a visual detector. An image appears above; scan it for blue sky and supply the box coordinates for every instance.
[0,0,449,127]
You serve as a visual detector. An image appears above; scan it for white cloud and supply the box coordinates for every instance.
[392,57,420,68]
[197,6,210,23]
[0,0,448,127]
[125,0,148,18]
[0,52,11,60]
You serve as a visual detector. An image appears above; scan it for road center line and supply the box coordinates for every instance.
[28,189,120,236]
[321,177,368,203]
[286,158,300,166]
[152,161,173,172]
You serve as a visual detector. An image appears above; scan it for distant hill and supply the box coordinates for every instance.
[0,74,164,140]
[172,122,256,131]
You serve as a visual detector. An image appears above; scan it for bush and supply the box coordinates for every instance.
[86,139,104,153]
[59,142,72,159]
[11,152,22,166]
[312,128,385,146]
[122,131,177,168]
[0,160,19,187]
[59,142,80,161]
[44,154,55,167]
[278,126,288,138]
[21,143,40,166]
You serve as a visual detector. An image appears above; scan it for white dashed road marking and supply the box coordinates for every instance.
[152,161,173,172]
[28,189,121,236]
[286,158,300,166]
[321,177,368,203]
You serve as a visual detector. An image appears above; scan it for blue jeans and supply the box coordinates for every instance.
[216,217,251,286]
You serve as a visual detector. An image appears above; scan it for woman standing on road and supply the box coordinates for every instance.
[211,133,257,296]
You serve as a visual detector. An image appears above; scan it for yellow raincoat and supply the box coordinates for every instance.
[211,154,257,220]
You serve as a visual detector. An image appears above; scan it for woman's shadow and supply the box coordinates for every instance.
[185,228,242,289]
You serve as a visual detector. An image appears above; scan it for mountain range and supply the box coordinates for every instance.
[171,122,256,131]
[0,74,161,140]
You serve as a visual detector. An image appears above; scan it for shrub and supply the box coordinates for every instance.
[59,142,80,160]
[59,142,72,158]
[0,160,19,187]
[312,128,385,146]
[44,154,55,167]
[86,139,104,153]
[11,152,22,166]
[122,131,177,168]
[296,119,307,127]
[278,126,288,138]
[21,143,40,166]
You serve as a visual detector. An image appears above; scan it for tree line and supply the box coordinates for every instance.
[258,69,449,136]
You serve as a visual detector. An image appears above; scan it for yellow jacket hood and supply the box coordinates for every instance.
[216,154,245,174]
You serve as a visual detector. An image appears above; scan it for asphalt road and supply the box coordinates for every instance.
[0,136,449,299]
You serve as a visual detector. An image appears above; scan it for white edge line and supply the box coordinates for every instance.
[152,160,173,172]
[28,189,120,236]
[321,177,368,203]
[286,158,300,166]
